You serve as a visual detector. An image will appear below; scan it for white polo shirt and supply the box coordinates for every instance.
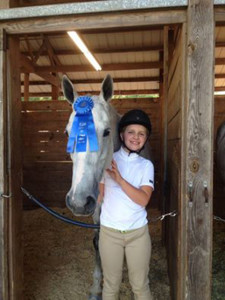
[100,147,154,231]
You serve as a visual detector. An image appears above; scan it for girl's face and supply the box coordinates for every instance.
[121,124,148,152]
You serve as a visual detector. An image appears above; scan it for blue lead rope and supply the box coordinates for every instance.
[21,187,100,229]
[67,96,99,153]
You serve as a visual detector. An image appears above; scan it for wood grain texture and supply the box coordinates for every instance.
[165,26,185,300]
[7,36,23,300]
[0,28,9,300]
[1,10,186,35]
[185,1,214,299]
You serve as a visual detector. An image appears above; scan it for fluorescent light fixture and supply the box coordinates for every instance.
[214,91,225,96]
[68,31,102,71]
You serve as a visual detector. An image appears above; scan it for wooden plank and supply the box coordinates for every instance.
[167,111,181,141]
[168,29,182,86]
[165,25,185,300]
[21,100,71,111]
[1,10,187,35]
[185,1,214,299]
[7,36,23,300]
[168,58,182,115]
[166,139,181,300]
[23,73,29,101]
[22,110,71,122]
[0,28,9,300]
[35,61,163,73]
[0,3,187,22]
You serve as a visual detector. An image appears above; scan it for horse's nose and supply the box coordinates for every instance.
[85,196,96,215]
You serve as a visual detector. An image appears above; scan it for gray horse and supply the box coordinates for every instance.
[62,74,120,300]
[216,121,225,184]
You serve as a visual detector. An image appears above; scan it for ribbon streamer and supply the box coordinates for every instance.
[67,96,99,153]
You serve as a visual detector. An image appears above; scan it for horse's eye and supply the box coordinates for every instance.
[103,128,110,137]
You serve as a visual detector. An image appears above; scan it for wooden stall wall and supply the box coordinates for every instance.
[165,27,184,300]
[22,101,71,209]
[214,96,225,218]
[22,98,161,209]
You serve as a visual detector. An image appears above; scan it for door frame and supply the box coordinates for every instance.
[0,2,215,299]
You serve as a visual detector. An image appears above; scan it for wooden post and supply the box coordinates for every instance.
[24,73,29,101]
[7,36,23,300]
[185,1,214,299]
[161,26,169,238]
[0,28,9,300]
[52,81,59,100]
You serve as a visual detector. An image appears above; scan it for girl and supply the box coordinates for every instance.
[98,109,154,300]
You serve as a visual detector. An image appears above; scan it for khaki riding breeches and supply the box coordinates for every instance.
[99,224,153,300]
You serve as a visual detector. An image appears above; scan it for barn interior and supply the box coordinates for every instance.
[7,11,224,300]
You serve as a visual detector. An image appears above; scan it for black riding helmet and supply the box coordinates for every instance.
[118,109,152,154]
[118,109,152,135]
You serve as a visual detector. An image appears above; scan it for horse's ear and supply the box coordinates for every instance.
[62,75,78,104]
[101,74,113,102]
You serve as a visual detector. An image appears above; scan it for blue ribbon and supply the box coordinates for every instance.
[67,96,99,153]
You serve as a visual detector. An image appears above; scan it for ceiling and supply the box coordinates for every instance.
[19,25,164,99]
[19,25,225,99]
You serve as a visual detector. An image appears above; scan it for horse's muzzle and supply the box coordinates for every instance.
[66,195,96,216]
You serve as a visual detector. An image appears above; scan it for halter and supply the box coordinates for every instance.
[67,96,99,153]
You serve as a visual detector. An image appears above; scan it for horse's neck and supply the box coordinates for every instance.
[109,105,121,152]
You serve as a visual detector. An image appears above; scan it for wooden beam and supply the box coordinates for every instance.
[7,35,23,300]
[24,35,34,62]
[215,73,225,79]
[35,61,163,73]
[21,45,164,57]
[19,25,164,38]
[214,86,225,91]
[33,38,46,63]
[0,2,187,22]
[20,54,60,87]
[185,1,214,299]
[51,84,59,101]
[21,89,159,97]
[215,57,225,65]
[23,73,29,101]
[2,10,187,35]
[20,54,34,73]
[0,28,9,300]
[43,36,61,66]
[21,76,160,86]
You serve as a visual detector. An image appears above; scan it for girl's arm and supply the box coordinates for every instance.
[106,159,153,207]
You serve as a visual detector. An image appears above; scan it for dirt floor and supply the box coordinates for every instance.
[23,208,170,300]
[23,208,225,300]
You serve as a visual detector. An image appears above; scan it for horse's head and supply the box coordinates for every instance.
[62,75,119,216]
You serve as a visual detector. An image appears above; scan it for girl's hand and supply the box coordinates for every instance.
[106,159,123,185]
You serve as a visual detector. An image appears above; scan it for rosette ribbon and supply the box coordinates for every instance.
[67,96,99,153]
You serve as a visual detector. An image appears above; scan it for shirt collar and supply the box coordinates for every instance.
[119,146,139,159]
